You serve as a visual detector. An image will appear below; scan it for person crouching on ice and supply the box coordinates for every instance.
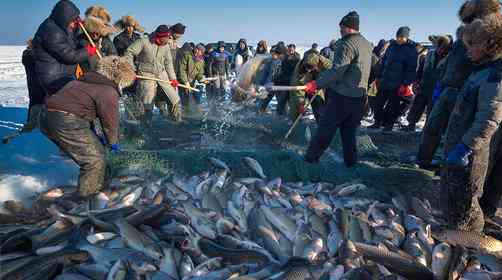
[40,56,136,199]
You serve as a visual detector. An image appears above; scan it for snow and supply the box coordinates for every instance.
[0,46,77,212]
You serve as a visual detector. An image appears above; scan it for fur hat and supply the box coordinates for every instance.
[458,0,501,24]
[114,15,145,33]
[84,16,117,37]
[428,35,451,48]
[96,56,136,90]
[463,13,502,59]
[85,5,111,24]
[169,23,186,35]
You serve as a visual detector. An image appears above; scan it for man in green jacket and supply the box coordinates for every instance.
[304,11,372,167]
[178,44,206,112]
[125,25,180,126]
[289,52,332,123]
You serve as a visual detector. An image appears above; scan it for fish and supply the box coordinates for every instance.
[402,231,428,267]
[112,218,162,259]
[2,250,89,280]
[351,241,434,280]
[209,157,230,171]
[260,206,296,242]
[433,230,502,257]
[336,184,367,197]
[243,157,266,179]
[106,260,127,280]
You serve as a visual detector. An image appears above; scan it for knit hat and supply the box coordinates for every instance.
[154,25,171,37]
[396,26,411,38]
[339,11,360,31]
[170,23,186,35]
[218,41,225,48]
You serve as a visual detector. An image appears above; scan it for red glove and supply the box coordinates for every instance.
[86,45,97,57]
[298,103,306,115]
[398,85,414,97]
[304,81,317,96]
[170,79,179,88]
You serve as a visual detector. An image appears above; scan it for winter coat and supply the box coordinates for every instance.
[260,58,282,86]
[446,59,502,153]
[22,48,45,106]
[125,36,177,81]
[46,72,121,144]
[317,33,373,98]
[113,31,142,56]
[101,36,117,56]
[32,0,89,95]
[320,46,335,61]
[278,53,301,86]
[420,50,448,98]
[440,39,474,90]
[178,50,205,85]
[209,51,231,76]
[235,39,251,64]
[290,53,332,102]
[379,40,419,90]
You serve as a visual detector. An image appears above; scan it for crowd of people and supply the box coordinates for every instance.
[14,0,502,233]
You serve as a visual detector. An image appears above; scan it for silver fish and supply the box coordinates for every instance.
[243,157,266,179]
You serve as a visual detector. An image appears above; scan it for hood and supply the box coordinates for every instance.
[459,0,501,24]
[463,13,502,60]
[95,56,136,90]
[237,39,248,50]
[50,0,80,31]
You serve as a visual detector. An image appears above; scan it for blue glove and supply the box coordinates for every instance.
[110,144,121,153]
[446,143,472,167]
[431,82,442,105]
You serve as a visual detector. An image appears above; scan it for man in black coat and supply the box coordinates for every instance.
[371,26,418,131]
[113,15,144,56]
[32,0,96,96]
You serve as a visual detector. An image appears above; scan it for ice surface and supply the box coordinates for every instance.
[0,47,77,211]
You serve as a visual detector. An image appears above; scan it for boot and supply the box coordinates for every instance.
[142,109,153,128]
[171,103,182,122]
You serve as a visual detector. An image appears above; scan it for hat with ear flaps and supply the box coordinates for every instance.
[428,35,451,49]
[114,15,145,33]
[458,0,501,24]
[85,5,112,24]
[463,13,502,59]
[84,16,118,37]
[95,56,137,90]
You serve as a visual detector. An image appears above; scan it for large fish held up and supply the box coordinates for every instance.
[232,55,271,102]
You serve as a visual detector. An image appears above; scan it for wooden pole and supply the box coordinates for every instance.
[136,75,200,92]
[267,85,307,92]
[78,21,103,59]
[283,91,321,141]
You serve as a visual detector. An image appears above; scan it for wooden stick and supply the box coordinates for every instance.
[136,75,200,92]
[268,85,307,92]
[283,91,321,141]
[78,21,103,59]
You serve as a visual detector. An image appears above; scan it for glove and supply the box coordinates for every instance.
[397,85,413,97]
[304,81,317,96]
[85,45,97,57]
[432,82,442,105]
[110,144,121,153]
[185,82,191,93]
[446,143,472,167]
[298,103,306,115]
[170,80,179,88]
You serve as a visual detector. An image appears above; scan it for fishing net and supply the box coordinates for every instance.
[112,103,435,200]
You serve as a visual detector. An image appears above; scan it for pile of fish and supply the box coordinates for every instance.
[1,156,502,280]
